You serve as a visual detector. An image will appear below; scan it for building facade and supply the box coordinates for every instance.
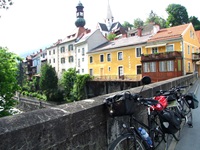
[141,23,200,82]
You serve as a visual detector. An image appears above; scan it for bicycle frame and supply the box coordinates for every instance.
[128,106,165,149]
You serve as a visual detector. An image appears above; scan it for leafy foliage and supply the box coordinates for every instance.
[146,10,167,28]
[0,0,13,17]
[61,68,91,102]
[39,64,58,101]
[0,47,21,117]
[73,74,91,101]
[133,18,144,28]
[189,16,200,30]
[166,4,189,27]
[122,21,133,28]
[0,0,13,9]
[61,68,77,100]
[107,33,117,41]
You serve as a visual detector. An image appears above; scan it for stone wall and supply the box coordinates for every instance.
[0,74,197,150]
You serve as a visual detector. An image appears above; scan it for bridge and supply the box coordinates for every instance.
[0,74,197,150]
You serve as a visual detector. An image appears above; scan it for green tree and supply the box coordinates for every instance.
[0,47,21,117]
[146,10,167,28]
[189,16,200,30]
[16,61,25,87]
[39,64,58,101]
[107,33,116,41]
[166,4,189,27]
[61,68,77,101]
[0,0,13,17]
[122,21,133,28]
[133,18,144,28]
[73,74,91,101]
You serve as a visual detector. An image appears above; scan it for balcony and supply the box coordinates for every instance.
[192,53,200,61]
[141,51,182,62]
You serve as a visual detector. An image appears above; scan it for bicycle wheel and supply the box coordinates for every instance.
[179,99,193,127]
[109,133,147,150]
[167,106,181,141]
[151,114,168,150]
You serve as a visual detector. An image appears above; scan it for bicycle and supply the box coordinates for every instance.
[104,76,181,150]
[155,84,194,128]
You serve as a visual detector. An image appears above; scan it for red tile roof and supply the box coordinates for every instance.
[148,23,190,42]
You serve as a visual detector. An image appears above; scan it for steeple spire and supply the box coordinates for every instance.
[105,0,114,31]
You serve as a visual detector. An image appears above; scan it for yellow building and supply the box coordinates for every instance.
[142,23,200,82]
[87,35,150,81]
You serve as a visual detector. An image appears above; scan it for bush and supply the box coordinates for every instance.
[47,89,64,103]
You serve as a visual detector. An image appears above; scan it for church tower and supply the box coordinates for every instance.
[75,1,86,27]
[105,0,114,31]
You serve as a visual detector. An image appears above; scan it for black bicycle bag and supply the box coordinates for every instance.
[184,93,199,109]
[104,91,136,117]
[159,109,182,134]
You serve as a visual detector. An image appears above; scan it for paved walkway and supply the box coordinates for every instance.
[174,78,200,150]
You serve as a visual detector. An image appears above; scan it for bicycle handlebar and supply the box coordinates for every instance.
[137,97,159,106]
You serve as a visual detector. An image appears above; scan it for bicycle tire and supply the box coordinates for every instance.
[109,133,147,150]
[179,99,193,127]
[167,106,181,141]
[151,114,168,150]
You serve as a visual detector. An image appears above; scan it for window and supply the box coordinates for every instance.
[61,47,65,53]
[166,45,174,52]
[82,48,85,56]
[167,61,174,71]
[89,56,93,63]
[82,58,84,62]
[143,62,156,72]
[100,54,104,62]
[137,65,142,74]
[190,30,194,39]
[188,45,190,54]
[178,60,181,71]
[159,61,165,72]
[68,44,73,51]
[61,57,65,64]
[118,52,123,60]
[62,69,65,73]
[188,62,191,72]
[49,59,51,64]
[118,66,123,76]
[89,69,93,76]
[78,49,80,53]
[78,59,80,67]
[49,50,51,55]
[69,56,74,62]
[136,47,141,57]
[107,53,111,61]
[53,58,55,63]
[152,47,158,54]
[82,69,84,73]
[53,49,55,54]
[159,61,174,72]
[108,67,111,71]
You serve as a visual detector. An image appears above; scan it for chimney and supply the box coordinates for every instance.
[137,28,142,37]
[153,24,160,34]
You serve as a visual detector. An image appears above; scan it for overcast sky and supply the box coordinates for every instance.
[0,0,199,56]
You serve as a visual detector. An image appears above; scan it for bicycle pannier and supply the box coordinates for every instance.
[104,91,135,117]
[159,109,182,134]
[184,93,199,109]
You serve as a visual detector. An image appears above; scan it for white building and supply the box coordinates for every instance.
[75,29,108,74]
